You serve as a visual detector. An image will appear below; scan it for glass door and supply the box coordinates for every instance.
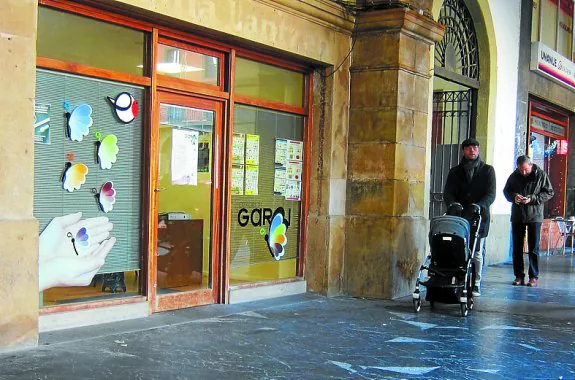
[152,91,223,311]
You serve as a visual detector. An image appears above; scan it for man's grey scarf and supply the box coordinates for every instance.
[461,156,481,182]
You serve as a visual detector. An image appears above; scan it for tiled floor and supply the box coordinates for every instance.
[1,255,575,379]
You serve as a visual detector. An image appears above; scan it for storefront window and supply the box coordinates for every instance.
[156,44,219,85]
[37,7,146,75]
[528,99,570,218]
[230,105,304,284]
[35,70,143,306]
[234,58,304,107]
[532,0,574,60]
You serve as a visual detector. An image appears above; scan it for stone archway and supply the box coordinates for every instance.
[429,0,482,217]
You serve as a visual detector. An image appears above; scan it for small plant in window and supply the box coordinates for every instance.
[64,101,93,142]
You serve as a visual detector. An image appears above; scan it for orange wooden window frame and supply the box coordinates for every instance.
[36,0,314,311]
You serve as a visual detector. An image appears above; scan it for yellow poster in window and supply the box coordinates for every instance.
[244,165,259,195]
[232,133,245,165]
[245,134,260,166]
[231,164,244,195]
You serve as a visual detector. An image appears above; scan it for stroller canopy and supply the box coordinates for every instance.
[430,215,470,242]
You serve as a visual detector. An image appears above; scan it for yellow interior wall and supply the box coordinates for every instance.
[158,126,212,278]
[230,259,297,283]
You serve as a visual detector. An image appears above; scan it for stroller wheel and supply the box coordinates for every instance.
[468,297,474,310]
[460,302,468,317]
[413,299,421,313]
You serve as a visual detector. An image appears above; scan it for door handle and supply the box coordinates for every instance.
[154,187,166,193]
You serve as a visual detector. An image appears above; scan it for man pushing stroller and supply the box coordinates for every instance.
[443,138,496,296]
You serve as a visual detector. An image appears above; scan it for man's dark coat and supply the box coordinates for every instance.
[443,158,496,237]
[503,164,554,223]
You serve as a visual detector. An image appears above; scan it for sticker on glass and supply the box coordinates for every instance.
[93,181,116,213]
[108,92,138,123]
[96,134,119,169]
[264,207,290,261]
[67,227,90,255]
[65,102,93,142]
[62,162,88,192]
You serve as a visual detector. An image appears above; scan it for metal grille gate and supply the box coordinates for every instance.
[429,90,474,218]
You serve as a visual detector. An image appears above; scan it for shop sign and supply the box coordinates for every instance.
[531,41,575,90]
[531,115,566,138]
[237,206,291,260]
[237,207,291,228]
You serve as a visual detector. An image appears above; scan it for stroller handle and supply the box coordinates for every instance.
[468,203,481,215]
[447,202,481,216]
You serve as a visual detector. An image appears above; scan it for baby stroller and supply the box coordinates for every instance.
[412,203,482,317]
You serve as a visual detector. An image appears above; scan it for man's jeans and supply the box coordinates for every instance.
[473,237,486,286]
[511,222,541,280]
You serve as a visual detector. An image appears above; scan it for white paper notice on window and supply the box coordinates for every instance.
[231,165,245,195]
[274,166,286,196]
[171,128,199,186]
[275,138,288,166]
[286,160,303,181]
[285,180,301,201]
[245,134,260,166]
[287,140,303,161]
[232,133,246,165]
[245,165,259,195]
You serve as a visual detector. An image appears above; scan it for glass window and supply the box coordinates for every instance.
[37,7,146,76]
[529,100,570,218]
[558,0,574,58]
[156,104,214,292]
[235,58,304,107]
[157,44,219,85]
[541,0,559,49]
[35,70,144,306]
[230,105,304,284]
[532,0,541,42]
[533,0,575,57]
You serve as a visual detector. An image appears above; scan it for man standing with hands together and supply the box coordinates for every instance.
[503,155,554,287]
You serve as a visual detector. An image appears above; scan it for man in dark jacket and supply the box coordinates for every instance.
[443,138,496,297]
[503,155,554,287]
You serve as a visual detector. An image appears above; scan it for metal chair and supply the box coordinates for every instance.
[566,217,575,254]
[552,217,569,255]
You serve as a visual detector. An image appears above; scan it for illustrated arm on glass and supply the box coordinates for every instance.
[39,212,116,292]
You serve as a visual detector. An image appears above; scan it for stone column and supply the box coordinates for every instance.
[306,57,351,297]
[0,0,39,351]
[345,8,443,299]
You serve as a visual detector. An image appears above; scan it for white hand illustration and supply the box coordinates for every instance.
[39,212,116,292]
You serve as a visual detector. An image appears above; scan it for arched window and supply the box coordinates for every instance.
[435,0,480,82]
[429,0,481,218]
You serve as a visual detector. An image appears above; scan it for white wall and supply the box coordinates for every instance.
[489,0,522,215]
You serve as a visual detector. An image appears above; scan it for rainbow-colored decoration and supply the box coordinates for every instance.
[98,181,116,213]
[265,211,289,261]
[63,163,88,192]
[98,134,119,170]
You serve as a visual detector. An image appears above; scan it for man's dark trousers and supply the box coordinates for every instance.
[511,222,541,280]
